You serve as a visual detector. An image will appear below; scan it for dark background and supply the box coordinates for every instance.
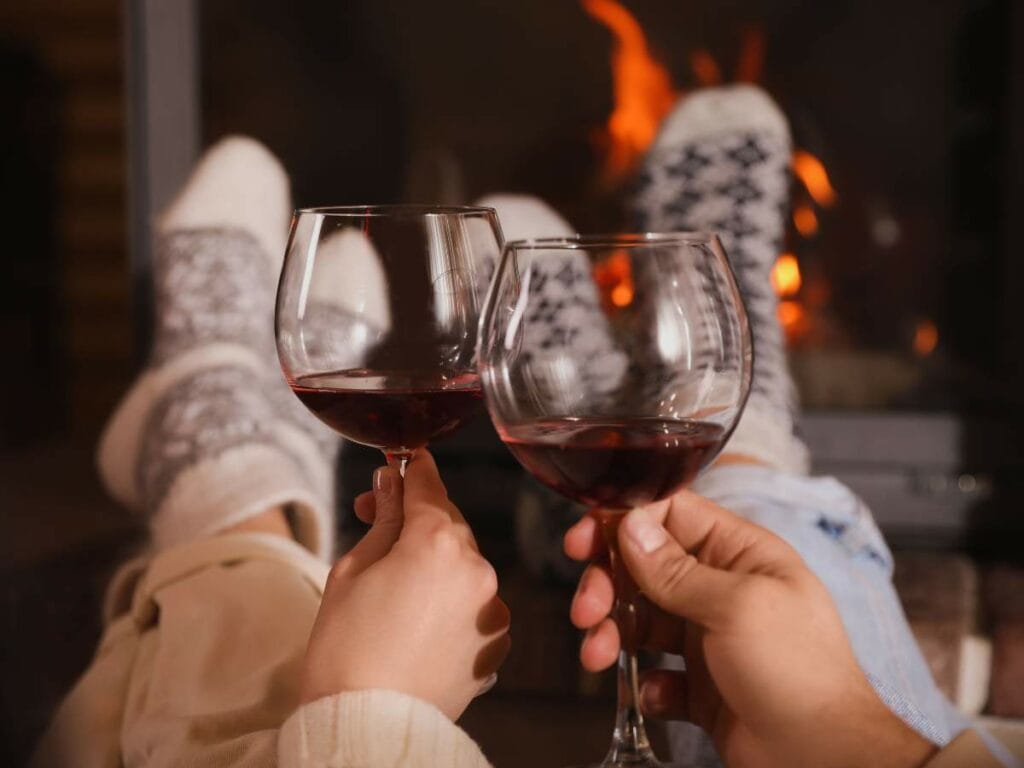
[2,0,1022,764]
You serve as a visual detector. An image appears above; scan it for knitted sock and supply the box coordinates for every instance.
[632,85,809,474]
[475,194,626,400]
[98,137,339,559]
[476,195,612,581]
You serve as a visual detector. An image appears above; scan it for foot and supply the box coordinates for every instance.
[632,85,808,474]
[98,137,339,559]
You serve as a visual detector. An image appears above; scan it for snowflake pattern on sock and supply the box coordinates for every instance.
[153,226,344,464]
[516,251,627,403]
[138,366,314,513]
[151,228,278,365]
[632,131,798,428]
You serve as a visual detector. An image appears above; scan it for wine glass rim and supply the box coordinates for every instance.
[504,232,718,249]
[295,204,497,218]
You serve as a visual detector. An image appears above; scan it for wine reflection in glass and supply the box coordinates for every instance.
[478,234,752,768]
[276,205,503,470]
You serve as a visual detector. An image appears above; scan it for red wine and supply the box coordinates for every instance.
[500,417,726,509]
[291,370,482,455]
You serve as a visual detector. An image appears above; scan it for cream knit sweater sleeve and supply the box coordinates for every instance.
[279,689,492,768]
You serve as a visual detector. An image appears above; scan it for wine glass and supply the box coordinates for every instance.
[276,205,503,469]
[477,233,752,767]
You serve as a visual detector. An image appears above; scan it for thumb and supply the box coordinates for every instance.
[618,505,741,629]
[337,466,404,576]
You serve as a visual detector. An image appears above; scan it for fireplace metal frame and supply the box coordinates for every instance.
[122,0,1023,550]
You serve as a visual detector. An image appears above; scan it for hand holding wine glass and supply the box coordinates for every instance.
[564,494,940,768]
[300,450,511,721]
[478,234,752,767]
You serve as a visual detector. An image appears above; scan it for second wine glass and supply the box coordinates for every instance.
[477,234,753,768]
[276,205,503,467]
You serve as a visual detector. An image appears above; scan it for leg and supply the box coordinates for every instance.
[34,138,344,767]
[474,194,626,582]
[97,137,341,559]
[631,86,966,765]
[633,84,808,475]
[32,534,327,768]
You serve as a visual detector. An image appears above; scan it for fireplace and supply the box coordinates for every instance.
[125,0,1024,552]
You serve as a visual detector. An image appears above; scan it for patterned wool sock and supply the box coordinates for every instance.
[475,194,626,399]
[632,84,809,473]
[475,194,617,581]
[98,137,340,559]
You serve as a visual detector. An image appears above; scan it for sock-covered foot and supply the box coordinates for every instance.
[475,194,626,397]
[98,136,339,559]
[475,194,609,581]
[632,85,809,474]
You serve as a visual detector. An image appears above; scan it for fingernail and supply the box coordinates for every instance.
[623,508,668,554]
[373,467,392,495]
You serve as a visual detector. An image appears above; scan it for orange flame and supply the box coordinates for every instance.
[913,319,938,357]
[777,300,810,340]
[792,150,837,207]
[793,203,819,237]
[770,253,802,297]
[735,27,766,83]
[690,50,723,86]
[594,249,635,309]
[611,282,635,307]
[581,0,678,182]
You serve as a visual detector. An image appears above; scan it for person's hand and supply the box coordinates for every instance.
[299,450,511,721]
[565,492,938,768]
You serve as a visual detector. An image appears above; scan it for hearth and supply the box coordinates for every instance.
[125,0,1024,552]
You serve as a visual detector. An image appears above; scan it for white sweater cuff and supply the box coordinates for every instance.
[278,689,492,768]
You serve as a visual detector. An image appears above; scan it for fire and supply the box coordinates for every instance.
[770,253,802,297]
[735,27,766,83]
[580,3,837,354]
[611,283,635,307]
[581,0,678,182]
[593,249,635,309]
[913,319,938,357]
[777,300,809,339]
[792,150,837,207]
[793,203,819,237]
[690,50,723,86]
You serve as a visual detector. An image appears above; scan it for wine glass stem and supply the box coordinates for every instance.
[384,450,415,476]
[600,514,656,766]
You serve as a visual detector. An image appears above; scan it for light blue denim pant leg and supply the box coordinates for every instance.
[663,464,1009,767]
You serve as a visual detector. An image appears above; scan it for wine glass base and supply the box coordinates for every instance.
[566,750,674,768]
[567,761,680,768]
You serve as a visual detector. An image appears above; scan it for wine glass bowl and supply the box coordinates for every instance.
[479,233,752,511]
[276,205,503,463]
[477,233,752,768]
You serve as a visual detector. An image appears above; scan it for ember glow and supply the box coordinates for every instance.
[593,249,636,309]
[581,0,678,182]
[913,319,939,357]
[778,300,809,339]
[770,253,802,297]
[792,150,837,208]
[690,50,723,86]
[793,203,819,237]
[735,27,766,83]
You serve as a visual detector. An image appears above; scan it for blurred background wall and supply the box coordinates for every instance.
[1,0,131,446]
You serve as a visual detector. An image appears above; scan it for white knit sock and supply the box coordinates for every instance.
[475,194,627,398]
[632,85,809,474]
[475,195,603,580]
[98,136,339,559]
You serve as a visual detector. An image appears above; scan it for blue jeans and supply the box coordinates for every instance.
[667,465,1015,766]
